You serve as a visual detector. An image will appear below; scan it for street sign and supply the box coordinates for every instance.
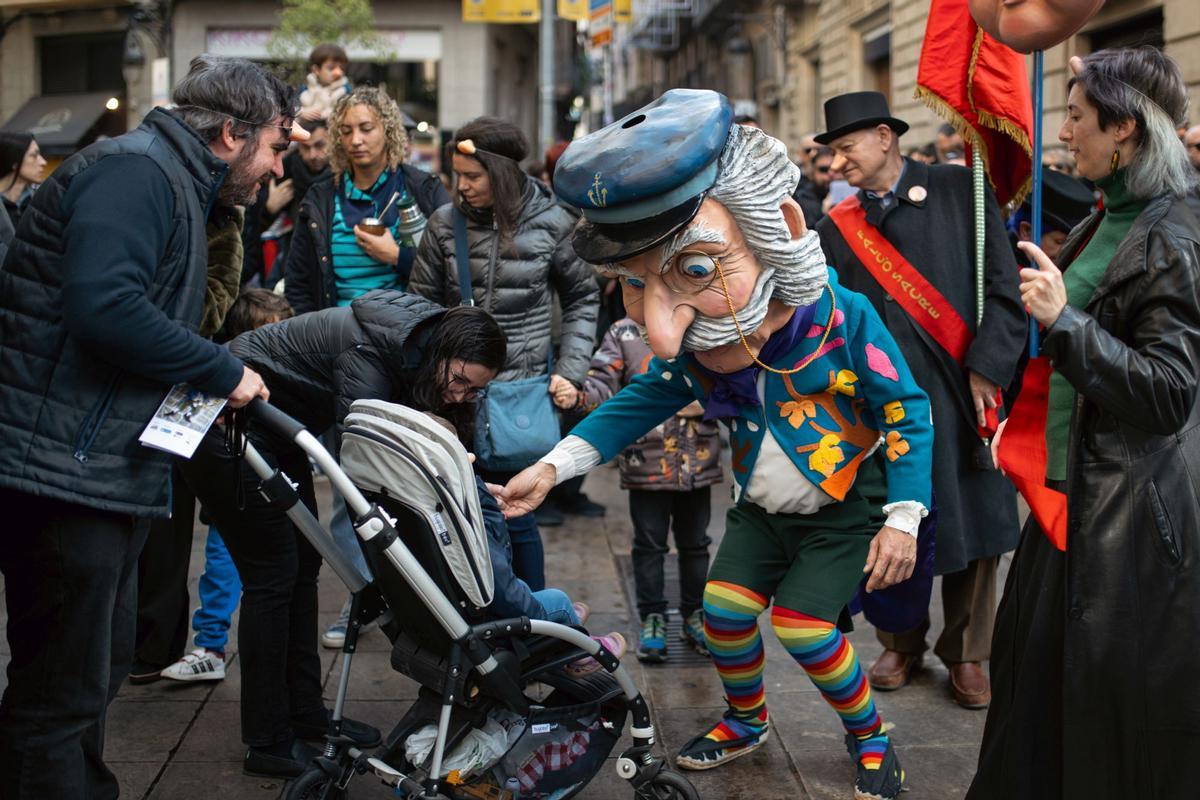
[590,0,612,46]
[462,0,540,23]
[613,0,631,23]
[558,0,588,21]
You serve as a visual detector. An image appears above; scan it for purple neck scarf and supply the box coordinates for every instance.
[693,302,819,421]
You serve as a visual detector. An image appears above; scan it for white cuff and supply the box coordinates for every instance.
[538,435,603,486]
[882,501,928,539]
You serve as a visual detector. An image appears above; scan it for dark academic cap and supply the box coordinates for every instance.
[1023,167,1094,234]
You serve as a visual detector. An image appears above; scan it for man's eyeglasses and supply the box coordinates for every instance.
[617,251,723,295]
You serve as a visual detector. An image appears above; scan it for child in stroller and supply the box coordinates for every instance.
[477,476,627,678]
[237,398,697,800]
[419,411,629,678]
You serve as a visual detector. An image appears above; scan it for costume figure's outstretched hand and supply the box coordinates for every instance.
[863,526,918,592]
[499,462,557,519]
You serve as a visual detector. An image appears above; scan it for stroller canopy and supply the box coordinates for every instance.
[341,400,494,609]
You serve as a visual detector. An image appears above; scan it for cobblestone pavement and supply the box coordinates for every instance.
[0,463,1006,799]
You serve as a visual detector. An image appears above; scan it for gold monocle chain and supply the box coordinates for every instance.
[712,260,835,375]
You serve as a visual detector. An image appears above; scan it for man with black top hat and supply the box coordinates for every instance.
[499,88,935,800]
[814,91,1027,710]
[1010,166,1094,265]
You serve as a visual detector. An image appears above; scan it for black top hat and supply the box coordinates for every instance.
[815,91,909,145]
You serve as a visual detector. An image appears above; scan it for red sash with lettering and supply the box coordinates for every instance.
[828,195,998,436]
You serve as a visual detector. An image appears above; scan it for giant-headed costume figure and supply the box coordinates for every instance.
[501,90,933,800]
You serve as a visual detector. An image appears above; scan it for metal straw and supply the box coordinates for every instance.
[377,191,402,222]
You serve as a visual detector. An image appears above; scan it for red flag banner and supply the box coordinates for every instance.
[915,0,1034,206]
[996,356,1068,550]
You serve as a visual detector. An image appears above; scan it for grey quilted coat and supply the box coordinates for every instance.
[408,177,599,383]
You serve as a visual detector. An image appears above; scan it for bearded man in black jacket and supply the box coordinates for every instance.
[0,55,295,798]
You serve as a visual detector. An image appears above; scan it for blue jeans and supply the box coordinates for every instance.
[329,491,370,582]
[506,511,545,591]
[193,526,242,653]
[323,430,371,583]
[531,588,580,626]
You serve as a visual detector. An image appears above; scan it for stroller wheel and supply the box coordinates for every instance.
[634,768,700,800]
[286,766,348,800]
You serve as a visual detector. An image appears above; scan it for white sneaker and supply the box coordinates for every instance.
[160,648,226,682]
[321,598,378,649]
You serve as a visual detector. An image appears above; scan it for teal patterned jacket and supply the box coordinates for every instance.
[569,268,933,509]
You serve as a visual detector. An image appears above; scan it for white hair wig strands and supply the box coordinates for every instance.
[708,124,828,308]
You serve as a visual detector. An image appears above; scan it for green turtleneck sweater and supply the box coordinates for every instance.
[1045,170,1147,480]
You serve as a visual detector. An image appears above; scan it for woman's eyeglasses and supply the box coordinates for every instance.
[447,371,485,401]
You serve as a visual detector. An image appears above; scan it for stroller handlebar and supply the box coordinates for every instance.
[246,397,306,441]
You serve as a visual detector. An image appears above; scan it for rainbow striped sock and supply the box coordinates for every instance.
[702,581,769,728]
[770,605,886,768]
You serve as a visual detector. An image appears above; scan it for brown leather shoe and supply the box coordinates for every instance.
[948,662,991,709]
[868,649,922,691]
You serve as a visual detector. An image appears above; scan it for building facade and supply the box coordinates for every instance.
[2,0,577,164]
[608,0,1200,159]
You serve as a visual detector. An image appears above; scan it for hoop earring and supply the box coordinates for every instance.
[1110,149,1120,174]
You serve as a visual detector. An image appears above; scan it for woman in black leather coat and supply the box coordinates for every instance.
[968,47,1200,800]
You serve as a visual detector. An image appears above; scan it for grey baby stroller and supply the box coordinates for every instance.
[239,398,699,800]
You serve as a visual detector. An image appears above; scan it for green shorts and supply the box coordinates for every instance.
[708,490,877,623]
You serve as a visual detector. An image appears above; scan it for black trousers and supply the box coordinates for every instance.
[629,487,712,619]
[179,430,325,748]
[0,489,148,800]
[133,467,195,670]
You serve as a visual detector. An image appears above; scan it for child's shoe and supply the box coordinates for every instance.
[676,706,769,770]
[572,601,591,625]
[844,730,905,800]
[637,612,667,663]
[161,648,226,682]
[680,609,708,656]
[565,632,626,678]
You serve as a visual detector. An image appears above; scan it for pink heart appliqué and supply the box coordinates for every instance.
[865,343,900,382]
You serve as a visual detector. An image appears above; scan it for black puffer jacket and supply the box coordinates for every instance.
[1042,194,1200,796]
[408,177,599,383]
[230,291,444,436]
[284,166,450,314]
[0,108,241,517]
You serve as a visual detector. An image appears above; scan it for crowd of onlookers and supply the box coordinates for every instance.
[4,36,1200,798]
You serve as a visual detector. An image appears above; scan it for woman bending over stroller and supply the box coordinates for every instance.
[179,291,506,779]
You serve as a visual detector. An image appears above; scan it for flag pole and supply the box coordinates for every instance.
[1029,49,1045,356]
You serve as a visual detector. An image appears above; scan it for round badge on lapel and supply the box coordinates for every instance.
[908,186,927,203]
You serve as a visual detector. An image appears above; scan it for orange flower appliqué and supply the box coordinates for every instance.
[885,430,910,462]
[779,398,817,428]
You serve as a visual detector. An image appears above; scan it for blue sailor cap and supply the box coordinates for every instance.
[553,89,734,263]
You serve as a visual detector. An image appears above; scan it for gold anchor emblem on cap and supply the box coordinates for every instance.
[588,173,608,208]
